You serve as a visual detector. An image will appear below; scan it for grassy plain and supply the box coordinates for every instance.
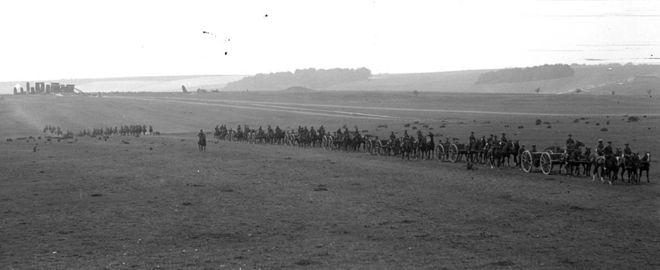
[0,92,658,269]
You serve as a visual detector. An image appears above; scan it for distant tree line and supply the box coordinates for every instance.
[475,64,575,84]
[222,68,372,91]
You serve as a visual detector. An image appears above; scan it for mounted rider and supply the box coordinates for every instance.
[318,125,325,137]
[389,131,396,142]
[469,131,476,145]
[603,141,614,158]
[500,133,507,143]
[566,134,575,148]
[595,139,605,156]
[624,143,633,157]
[310,126,317,138]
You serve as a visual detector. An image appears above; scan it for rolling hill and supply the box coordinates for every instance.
[326,64,660,95]
[3,64,660,95]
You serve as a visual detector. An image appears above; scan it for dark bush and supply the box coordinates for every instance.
[600,128,608,132]
[404,123,411,127]
[535,119,542,125]
[628,116,640,122]
[518,125,524,129]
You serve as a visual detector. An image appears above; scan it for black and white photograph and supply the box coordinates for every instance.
[1,0,658,269]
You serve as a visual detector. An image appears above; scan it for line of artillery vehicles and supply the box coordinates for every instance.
[213,125,602,176]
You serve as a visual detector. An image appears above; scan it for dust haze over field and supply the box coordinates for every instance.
[1,92,659,269]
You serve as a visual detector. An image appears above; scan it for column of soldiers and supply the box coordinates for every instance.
[75,124,155,137]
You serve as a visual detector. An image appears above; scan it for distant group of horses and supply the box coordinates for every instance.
[210,124,651,185]
[40,124,160,141]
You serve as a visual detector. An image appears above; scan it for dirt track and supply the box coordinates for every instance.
[1,135,658,269]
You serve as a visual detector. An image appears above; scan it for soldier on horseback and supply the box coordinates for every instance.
[310,126,318,147]
[469,131,476,145]
[566,134,575,148]
[624,143,632,156]
[603,141,613,158]
[318,125,325,138]
[501,133,507,143]
[595,139,605,156]
[389,131,396,142]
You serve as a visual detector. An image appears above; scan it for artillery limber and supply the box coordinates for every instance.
[521,146,566,175]
[446,143,470,163]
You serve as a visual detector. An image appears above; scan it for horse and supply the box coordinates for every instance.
[197,131,207,152]
[602,155,621,184]
[420,134,435,160]
[400,137,414,160]
[487,142,502,168]
[500,141,515,167]
[638,152,651,183]
[621,153,640,184]
[466,141,480,163]
[590,154,606,182]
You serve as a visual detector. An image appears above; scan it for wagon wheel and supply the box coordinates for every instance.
[521,150,533,173]
[448,143,459,163]
[435,144,445,161]
[540,152,552,175]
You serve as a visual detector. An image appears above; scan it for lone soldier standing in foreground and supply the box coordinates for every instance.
[198,129,207,152]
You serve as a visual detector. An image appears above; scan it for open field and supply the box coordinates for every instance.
[1,92,659,268]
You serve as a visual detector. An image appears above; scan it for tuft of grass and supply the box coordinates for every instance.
[600,128,608,132]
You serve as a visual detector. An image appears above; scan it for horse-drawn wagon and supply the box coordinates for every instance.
[520,146,566,174]
[447,143,469,163]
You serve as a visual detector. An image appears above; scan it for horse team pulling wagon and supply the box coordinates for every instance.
[211,123,650,184]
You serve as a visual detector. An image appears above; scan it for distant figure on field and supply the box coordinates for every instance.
[198,129,206,152]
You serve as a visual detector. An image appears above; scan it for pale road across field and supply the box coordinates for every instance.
[109,95,660,119]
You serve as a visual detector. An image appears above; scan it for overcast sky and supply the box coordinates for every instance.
[1,0,659,81]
